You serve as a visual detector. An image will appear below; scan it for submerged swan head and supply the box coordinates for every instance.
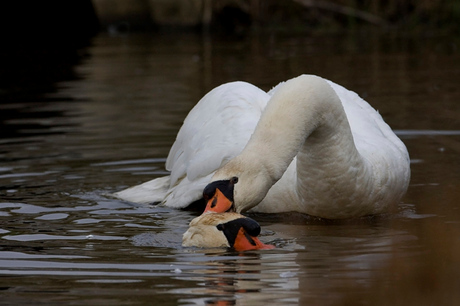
[182,212,274,251]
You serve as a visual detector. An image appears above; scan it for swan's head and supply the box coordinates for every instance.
[183,212,274,251]
[217,216,274,250]
[202,157,273,213]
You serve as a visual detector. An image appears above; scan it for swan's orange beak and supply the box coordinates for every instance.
[203,188,234,213]
[216,216,275,251]
[233,228,275,251]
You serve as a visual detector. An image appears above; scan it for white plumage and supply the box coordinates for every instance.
[182,212,243,248]
[115,75,410,219]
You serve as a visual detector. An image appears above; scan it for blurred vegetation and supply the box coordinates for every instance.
[92,0,460,35]
[259,0,460,33]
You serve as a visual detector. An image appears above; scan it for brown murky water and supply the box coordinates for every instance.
[1,31,459,305]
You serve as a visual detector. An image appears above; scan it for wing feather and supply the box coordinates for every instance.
[163,81,269,208]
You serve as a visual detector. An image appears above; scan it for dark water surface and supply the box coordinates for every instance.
[1,31,459,305]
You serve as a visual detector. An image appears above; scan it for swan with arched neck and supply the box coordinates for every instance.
[115,75,410,219]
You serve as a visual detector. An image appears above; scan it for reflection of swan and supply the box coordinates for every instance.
[116,75,410,219]
[182,212,274,250]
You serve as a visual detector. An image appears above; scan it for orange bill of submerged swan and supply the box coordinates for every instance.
[232,227,275,251]
[216,216,274,251]
[203,178,238,213]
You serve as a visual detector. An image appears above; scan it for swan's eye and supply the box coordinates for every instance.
[230,177,238,184]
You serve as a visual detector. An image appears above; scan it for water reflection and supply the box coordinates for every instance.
[0,31,459,304]
[171,250,301,305]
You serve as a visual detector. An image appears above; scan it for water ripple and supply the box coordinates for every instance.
[2,234,127,242]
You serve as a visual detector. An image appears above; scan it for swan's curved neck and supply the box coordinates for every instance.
[248,75,363,179]
[212,75,371,214]
[239,75,369,212]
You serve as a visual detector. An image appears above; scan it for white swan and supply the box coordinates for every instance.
[115,75,410,219]
[182,212,274,250]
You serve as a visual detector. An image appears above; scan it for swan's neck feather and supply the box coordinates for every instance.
[248,75,351,179]
[214,75,369,214]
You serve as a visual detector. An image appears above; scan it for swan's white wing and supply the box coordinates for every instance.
[113,175,170,204]
[326,80,410,212]
[270,78,408,158]
[327,80,409,159]
[163,81,270,208]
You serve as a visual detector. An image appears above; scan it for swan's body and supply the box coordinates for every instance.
[115,75,410,219]
[182,212,273,250]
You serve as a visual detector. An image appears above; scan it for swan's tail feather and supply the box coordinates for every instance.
[113,176,171,205]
